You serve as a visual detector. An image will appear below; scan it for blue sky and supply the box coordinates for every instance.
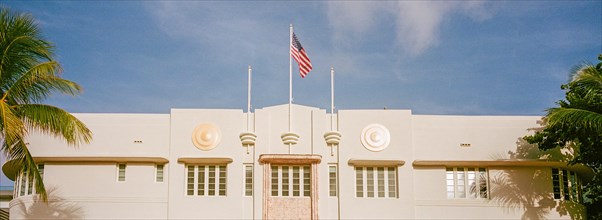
[0,1,600,186]
[3,1,599,115]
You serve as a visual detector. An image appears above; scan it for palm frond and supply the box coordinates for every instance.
[16,104,91,146]
[0,7,53,83]
[0,100,25,148]
[547,107,602,133]
[569,64,602,94]
[5,61,82,104]
[4,139,47,201]
[0,7,89,204]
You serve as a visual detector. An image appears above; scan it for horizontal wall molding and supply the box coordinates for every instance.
[2,157,169,181]
[33,157,169,164]
[347,159,405,167]
[177,157,233,164]
[413,160,594,181]
[258,154,321,165]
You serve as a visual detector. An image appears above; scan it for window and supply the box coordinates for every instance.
[271,165,311,197]
[329,165,337,197]
[156,164,164,182]
[117,163,126,182]
[38,164,44,179]
[244,164,253,196]
[282,166,289,196]
[355,166,397,198]
[19,170,27,196]
[187,166,195,195]
[552,168,582,203]
[186,165,227,196]
[14,164,45,198]
[303,165,310,197]
[446,167,488,199]
[27,172,33,195]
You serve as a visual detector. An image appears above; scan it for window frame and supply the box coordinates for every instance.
[552,168,583,203]
[37,164,44,180]
[446,167,489,199]
[270,165,311,197]
[354,166,398,199]
[185,164,228,197]
[155,164,165,183]
[117,163,126,182]
[328,164,337,197]
[244,164,253,196]
[14,164,45,197]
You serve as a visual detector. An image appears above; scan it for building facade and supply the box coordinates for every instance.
[1,104,591,219]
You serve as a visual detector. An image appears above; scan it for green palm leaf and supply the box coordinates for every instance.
[547,107,602,133]
[0,100,24,150]
[3,139,47,201]
[569,63,602,93]
[16,104,91,145]
[0,7,91,202]
[5,61,81,104]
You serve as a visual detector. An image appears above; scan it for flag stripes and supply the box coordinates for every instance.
[291,32,312,78]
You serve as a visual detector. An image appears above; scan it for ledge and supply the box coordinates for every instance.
[347,159,405,167]
[33,157,169,163]
[177,157,233,164]
[2,156,169,181]
[258,154,321,165]
[412,160,594,182]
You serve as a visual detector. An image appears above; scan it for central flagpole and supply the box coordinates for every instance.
[289,24,293,133]
[282,24,300,155]
[288,24,293,154]
[331,67,335,131]
[247,65,252,131]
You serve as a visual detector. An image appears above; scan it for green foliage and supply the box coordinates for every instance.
[525,54,602,218]
[0,7,92,201]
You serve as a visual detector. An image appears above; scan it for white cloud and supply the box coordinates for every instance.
[326,2,385,35]
[327,1,492,56]
[394,2,451,55]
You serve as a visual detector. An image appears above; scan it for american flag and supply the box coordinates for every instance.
[291,32,312,78]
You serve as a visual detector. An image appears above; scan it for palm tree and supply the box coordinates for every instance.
[525,54,602,219]
[546,55,602,134]
[1,7,92,201]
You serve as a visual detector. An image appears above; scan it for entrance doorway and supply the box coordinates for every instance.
[259,154,321,220]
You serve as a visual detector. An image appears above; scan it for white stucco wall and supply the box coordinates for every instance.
[412,115,541,161]
[8,113,170,219]
[2,105,587,219]
[411,115,584,219]
[337,109,415,219]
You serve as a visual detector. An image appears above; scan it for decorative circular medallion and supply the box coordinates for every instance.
[360,124,390,152]
[192,123,221,151]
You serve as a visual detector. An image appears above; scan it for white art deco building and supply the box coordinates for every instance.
[1,104,592,219]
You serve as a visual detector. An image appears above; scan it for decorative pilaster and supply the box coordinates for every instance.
[311,162,319,220]
[263,162,270,220]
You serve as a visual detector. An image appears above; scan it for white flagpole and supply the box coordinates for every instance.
[289,24,293,133]
[247,65,252,131]
[330,67,335,131]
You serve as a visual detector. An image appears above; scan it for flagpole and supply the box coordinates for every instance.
[283,24,303,155]
[330,67,335,131]
[247,65,252,131]
[288,24,293,154]
[289,24,293,133]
